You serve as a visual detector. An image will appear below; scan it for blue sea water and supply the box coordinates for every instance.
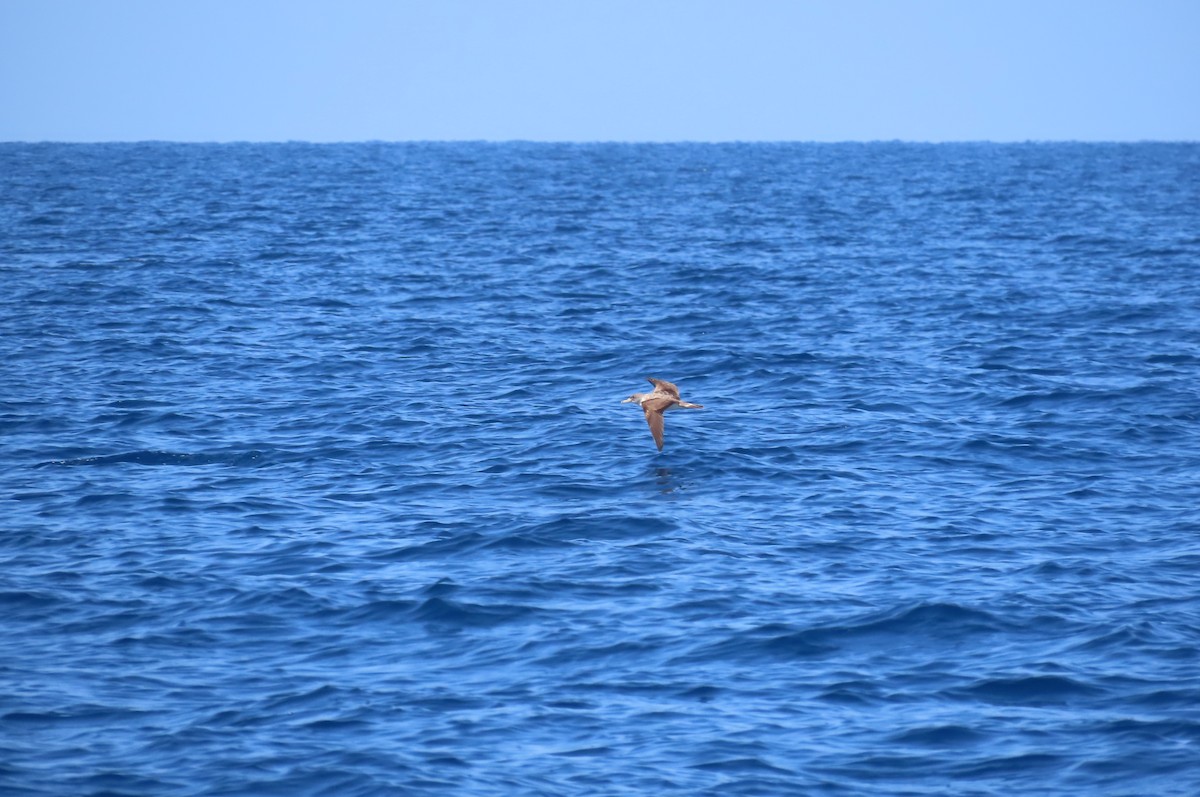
[1,141,1199,796]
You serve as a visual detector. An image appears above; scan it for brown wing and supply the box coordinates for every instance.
[641,397,674,451]
[646,377,680,398]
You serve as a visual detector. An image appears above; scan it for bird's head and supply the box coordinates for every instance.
[621,393,647,405]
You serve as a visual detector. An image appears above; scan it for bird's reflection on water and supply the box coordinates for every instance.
[653,465,677,494]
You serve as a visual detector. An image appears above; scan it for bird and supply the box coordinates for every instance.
[621,377,703,451]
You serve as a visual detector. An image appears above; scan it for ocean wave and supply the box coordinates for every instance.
[2,141,1198,796]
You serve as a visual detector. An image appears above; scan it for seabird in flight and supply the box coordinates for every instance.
[621,377,703,451]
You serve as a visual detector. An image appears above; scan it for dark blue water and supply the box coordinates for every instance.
[2,142,1199,796]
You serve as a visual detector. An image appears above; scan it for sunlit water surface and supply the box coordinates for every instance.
[2,142,1199,795]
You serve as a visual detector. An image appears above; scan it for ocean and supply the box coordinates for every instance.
[2,141,1198,796]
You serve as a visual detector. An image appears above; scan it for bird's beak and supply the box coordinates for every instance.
[620,396,635,403]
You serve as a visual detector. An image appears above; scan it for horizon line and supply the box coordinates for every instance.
[3,137,1198,146]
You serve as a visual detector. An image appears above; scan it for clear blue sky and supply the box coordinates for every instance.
[2,0,1197,142]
